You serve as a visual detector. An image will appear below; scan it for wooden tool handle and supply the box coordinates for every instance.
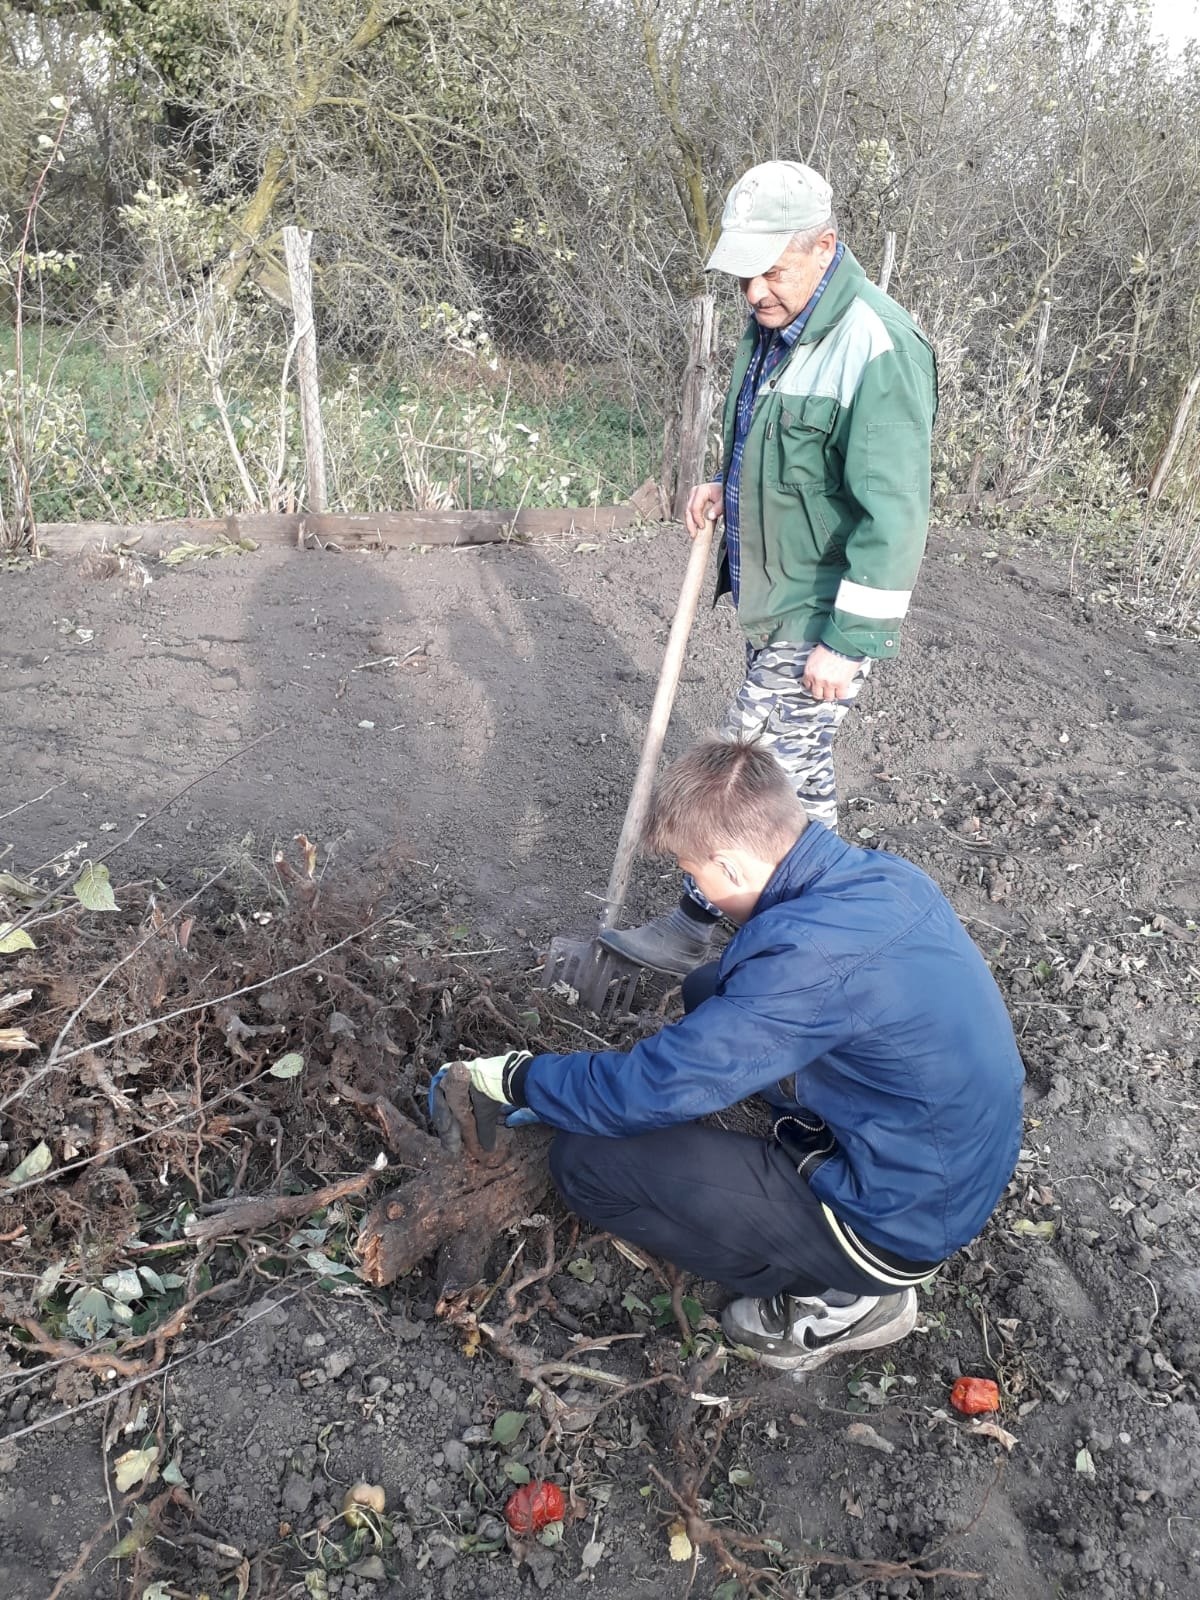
[598,514,717,930]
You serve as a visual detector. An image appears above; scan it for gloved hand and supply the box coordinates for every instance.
[427,1054,541,1144]
[461,1050,532,1105]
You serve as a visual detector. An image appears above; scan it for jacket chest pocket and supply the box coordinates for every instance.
[776,393,841,493]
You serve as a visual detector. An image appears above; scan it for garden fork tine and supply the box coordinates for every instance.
[540,511,717,1020]
[540,933,641,1018]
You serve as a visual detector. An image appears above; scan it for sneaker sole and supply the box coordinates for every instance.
[735,1289,918,1374]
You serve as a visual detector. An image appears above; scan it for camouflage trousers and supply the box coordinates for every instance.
[685,641,871,915]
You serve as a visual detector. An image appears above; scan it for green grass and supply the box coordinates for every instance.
[0,330,659,524]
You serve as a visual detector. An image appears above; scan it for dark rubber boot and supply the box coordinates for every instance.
[596,902,717,978]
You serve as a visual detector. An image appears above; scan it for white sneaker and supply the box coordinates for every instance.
[721,1288,918,1372]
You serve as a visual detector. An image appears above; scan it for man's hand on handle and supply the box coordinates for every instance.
[685,481,724,540]
[802,643,863,703]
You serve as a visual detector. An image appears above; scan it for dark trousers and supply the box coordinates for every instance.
[548,961,904,1299]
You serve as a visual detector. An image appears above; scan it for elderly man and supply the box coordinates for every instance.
[602,159,938,978]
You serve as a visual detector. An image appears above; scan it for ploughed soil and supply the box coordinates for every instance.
[0,519,1198,1600]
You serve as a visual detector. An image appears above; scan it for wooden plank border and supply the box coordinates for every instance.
[34,480,665,559]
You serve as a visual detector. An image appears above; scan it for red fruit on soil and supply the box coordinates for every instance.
[949,1376,1001,1415]
[503,1479,566,1535]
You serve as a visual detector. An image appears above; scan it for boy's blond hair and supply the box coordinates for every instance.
[643,738,807,861]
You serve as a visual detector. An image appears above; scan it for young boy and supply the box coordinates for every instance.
[454,739,1024,1373]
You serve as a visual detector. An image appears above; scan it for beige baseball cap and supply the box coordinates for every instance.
[706,161,834,277]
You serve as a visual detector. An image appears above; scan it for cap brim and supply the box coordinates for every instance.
[705,229,794,278]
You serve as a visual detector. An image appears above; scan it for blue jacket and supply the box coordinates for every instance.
[514,826,1024,1264]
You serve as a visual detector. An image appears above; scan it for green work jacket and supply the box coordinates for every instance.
[716,248,938,658]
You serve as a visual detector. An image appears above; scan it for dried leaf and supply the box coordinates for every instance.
[34,1259,66,1302]
[0,871,40,900]
[6,1140,52,1184]
[727,1466,754,1487]
[269,1051,305,1079]
[0,1025,36,1053]
[846,1421,895,1455]
[350,1557,386,1580]
[839,1485,864,1518]
[72,861,119,913]
[970,1420,1019,1452]
[113,1446,159,1492]
[581,1538,605,1569]
[667,1521,693,1562]
[0,923,35,953]
[0,987,34,1015]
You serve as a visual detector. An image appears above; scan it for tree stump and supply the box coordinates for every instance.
[354,1066,553,1291]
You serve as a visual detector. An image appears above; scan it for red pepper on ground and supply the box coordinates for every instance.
[504,1479,566,1535]
[949,1376,1001,1415]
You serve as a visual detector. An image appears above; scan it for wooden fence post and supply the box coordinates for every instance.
[673,293,718,522]
[283,226,328,513]
[1149,367,1200,505]
[878,230,897,293]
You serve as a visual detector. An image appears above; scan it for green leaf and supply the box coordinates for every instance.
[503,1459,531,1484]
[67,1286,114,1340]
[567,1257,595,1284]
[103,1269,144,1303]
[6,1140,52,1186]
[1012,1218,1056,1241]
[269,1051,305,1079]
[305,1250,354,1277]
[72,861,119,913]
[0,923,35,953]
[714,1581,742,1600]
[1075,1447,1096,1476]
[622,1290,651,1315]
[161,1459,187,1487]
[727,1466,754,1488]
[490,1410,528,1446]
[107,1507,153,1559]
[137,1265,165,1295]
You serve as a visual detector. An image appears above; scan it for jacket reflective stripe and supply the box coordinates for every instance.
[835,579,912,619]
[821,1205,940,1287]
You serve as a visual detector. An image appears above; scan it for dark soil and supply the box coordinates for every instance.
[1,523,1198,1600]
